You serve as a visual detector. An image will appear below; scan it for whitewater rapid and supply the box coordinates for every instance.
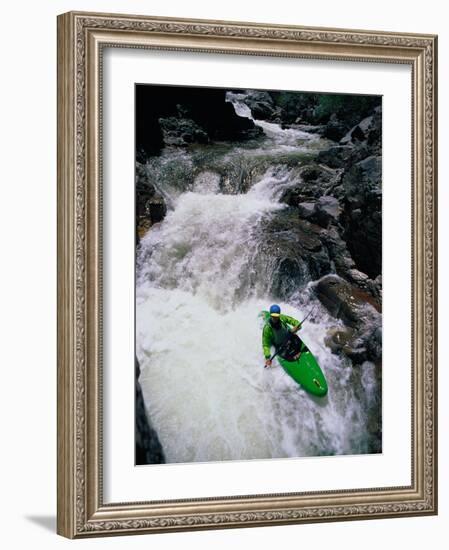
[136,94,380,463]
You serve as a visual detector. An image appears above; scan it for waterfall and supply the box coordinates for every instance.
[136,92,381,464]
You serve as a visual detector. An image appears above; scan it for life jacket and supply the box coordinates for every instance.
[269,318,291,349]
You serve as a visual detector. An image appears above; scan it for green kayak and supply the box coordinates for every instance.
[260,310,328,397]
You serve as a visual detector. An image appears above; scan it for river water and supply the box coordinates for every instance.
[136,92,381,463]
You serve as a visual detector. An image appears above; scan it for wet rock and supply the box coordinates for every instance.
[324,327,355,353]
[297,202,316,219]
[317,107,382,172]
[314,274,359,327]
[366,107,382,152]
[212,101,263,141]
[346,270,382,307]
[320,113,348,141]
[159,116,209,146]
[367,275,382,304]
[340,114,374,145]
[342,155,382,278]
[136,163,168,242]
[321,225,356,275]
[135,358,165,465]
[313,274,382,364]
[313,274,379,327]
[300,164,327,183]
[340,107,382,155]
[349,208,362,221]
[261,209,332,298]
[366,323,382,362]
[217,156,270,195]
[347,268,369,285]
[313,196,342,226]
[343,345,368,363]
[279,164,341,207]
[325,322,381,365]
[344,316,382,364]
[147,198,166,224]
[345,156,382,195]
[316,145,354,169]
[242,90,276,120]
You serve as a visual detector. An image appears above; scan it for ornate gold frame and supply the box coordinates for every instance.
[57,11,438,538]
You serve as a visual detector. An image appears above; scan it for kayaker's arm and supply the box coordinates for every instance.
[280,314,302,332]
[262,324,273,360]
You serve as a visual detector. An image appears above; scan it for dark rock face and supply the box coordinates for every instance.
[313,274,382,364]
[297,202,315,219]
[136,85,262,160]
[135,358,165,465]
[320,113,348,141]
[314,196,342,226]
[340,108,382,152]
[321,225,356,275]
[136,163,167,242]
[277,100,382,283]
[260,209,332,298]
[279,163,342,207]
[340,115,373,145]
[317,145,354,169]
[159,116,209,146]
[314,274,361,327]
[342,156,382,278]
[242,90,276,120]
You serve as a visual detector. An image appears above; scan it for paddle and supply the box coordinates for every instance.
[264,346,283,368]
[263,305,317,368]
[300,304,317,325]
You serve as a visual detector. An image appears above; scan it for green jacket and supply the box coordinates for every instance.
[262,314,301,359]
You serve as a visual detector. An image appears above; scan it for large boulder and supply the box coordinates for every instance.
[242,90,276,120]
[279,163,342,207]
[340,107,382,153]
[313,196,342,227]
[297,202,316,219]
[316,145,354,169]
[260,209,332,298]
[294,196,343,228]
[320,113,348,141]
[313,274,382,364]
[340,114,374,145]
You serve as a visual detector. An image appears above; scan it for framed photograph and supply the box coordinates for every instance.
[57,11,438,538]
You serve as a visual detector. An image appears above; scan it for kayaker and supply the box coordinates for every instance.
[262,304,303,367]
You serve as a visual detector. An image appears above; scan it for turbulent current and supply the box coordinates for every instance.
[136,93,381,463]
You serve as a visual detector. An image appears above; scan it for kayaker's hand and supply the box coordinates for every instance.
[265,359,272,368]
[292,324,301,333]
